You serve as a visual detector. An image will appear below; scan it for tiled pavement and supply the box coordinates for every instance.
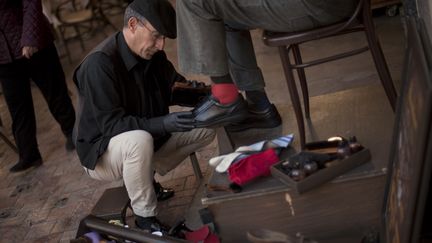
[0,3,405,242]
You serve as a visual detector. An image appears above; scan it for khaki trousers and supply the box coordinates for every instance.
[85,128,215,217]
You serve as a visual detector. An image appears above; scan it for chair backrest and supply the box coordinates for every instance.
[54,0,96,24]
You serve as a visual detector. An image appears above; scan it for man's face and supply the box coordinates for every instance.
[128,17,165,59]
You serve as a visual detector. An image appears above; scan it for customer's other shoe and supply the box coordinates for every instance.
[192,95,248,128]
[226,104,282,132]
[135,216,170,234]
[9,158,43,172]
[154,182,175,201]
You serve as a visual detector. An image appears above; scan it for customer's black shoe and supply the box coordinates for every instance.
[9,159,43,173]
[135,216,170,234]
[226,104,282,132]
[65,134,75,151]
[192,95,248,128]
[154,182,175,201]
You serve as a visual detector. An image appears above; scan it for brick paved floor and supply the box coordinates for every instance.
[0,6,219,242]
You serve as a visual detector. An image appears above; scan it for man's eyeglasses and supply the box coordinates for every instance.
[137,19,165,41]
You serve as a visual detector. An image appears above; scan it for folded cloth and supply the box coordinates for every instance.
[228,149,279,185]
[209,134,294,173]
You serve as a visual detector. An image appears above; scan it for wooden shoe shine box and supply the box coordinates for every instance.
[271,141,372,194]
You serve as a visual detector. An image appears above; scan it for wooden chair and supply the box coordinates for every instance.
[43,0,117,63]
[262,0,397,149]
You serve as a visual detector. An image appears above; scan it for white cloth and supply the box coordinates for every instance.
[210,134,294,173]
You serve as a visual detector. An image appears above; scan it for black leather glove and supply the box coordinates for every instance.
[163,111,195,133]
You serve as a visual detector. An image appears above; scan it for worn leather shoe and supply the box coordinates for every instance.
[226,104,282,132]
[154,182,175,201]
[9,159,43,172]
[192,95,248,128]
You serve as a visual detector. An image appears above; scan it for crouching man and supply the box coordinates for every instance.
[73,0,214,233]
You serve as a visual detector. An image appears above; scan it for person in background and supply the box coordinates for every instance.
[0,0,76,172]
[176,0,358,131]
[73,0,215,234]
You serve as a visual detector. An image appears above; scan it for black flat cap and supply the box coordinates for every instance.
[129,0,176,39]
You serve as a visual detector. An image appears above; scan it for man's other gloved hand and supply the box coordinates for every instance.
[163,111,195,133]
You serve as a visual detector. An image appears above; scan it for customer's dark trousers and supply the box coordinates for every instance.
[0,44,76,163]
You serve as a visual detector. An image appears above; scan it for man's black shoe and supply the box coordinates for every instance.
[135,216,170,234]
[154,182,175,201]
[226,104,282,132]
[9,159,42,172]
[192,95,248,128]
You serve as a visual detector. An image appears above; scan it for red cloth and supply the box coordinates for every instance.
[185,225,220,243]
[185,225,209,242]
[228,149,279,185]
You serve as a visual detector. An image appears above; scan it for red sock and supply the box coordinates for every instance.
[211,84,238,104]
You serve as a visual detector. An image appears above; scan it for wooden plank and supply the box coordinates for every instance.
[211,176,385,242]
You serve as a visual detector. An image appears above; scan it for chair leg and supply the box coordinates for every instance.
[73,25,86,52]
[189,153,203,181]
[58,28,72,64]
[100,10,117,31]
[279,46,306,149]
[291,44,310,119]
[0,131,18,153]
[363,6,397,111]
[0,115,18,153]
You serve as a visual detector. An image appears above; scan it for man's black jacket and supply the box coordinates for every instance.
[73,32,186,170]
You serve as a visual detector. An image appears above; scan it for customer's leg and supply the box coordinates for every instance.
[177,0,314,76]
[176,0,228,77]
[224,28,282,131]
[225,27,272,110]
[0,61,42,165]
[29,44,76,137]
[154,128,215,176]
[86,130,157,218]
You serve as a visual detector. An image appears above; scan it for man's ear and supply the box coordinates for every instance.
[128,17,138,33]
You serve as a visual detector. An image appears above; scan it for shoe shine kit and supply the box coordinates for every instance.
[271,136,371,193]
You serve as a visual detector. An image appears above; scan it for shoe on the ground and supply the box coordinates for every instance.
[226,104,282,132]
[135,215,170,234]
[154,182,175,201]
[65,134,75,151]
[9,158,43,172]
[192,95,248,128]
